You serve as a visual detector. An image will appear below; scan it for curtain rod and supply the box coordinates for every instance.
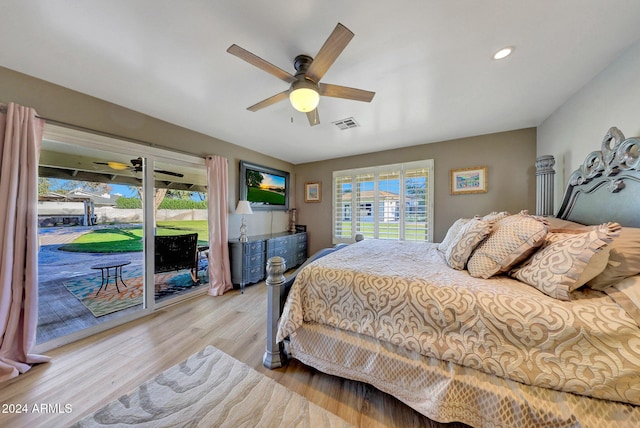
[0,102,210,160]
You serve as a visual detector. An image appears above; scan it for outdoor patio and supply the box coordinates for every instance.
[37,225,208,344]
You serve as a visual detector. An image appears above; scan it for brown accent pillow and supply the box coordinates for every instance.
[587,227,640,290]
[545,217,589,231]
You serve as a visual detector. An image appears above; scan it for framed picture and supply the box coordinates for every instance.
[304,182,321,202]
[450,166,488,195]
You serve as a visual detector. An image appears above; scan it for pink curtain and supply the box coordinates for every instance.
[0,103,50,382]
[206,155,233,295]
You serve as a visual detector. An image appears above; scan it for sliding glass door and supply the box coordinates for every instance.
[152,159,209,306]
[36,125,208,348]
[37,138,149,345]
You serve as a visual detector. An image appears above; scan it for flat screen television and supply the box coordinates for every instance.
[239,161,290,211]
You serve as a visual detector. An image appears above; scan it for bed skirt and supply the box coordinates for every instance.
[288,323,639,428]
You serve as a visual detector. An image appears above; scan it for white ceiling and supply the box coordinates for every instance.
[2,1,640,164]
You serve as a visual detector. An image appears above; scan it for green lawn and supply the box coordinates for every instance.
[59,220,209,253]
[247,187,285,205]
[336,221,428,240]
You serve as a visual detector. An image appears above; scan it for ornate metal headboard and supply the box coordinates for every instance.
[556,127,640,227]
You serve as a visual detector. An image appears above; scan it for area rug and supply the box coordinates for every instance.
[63,264,208,317]
[70,345,353,427]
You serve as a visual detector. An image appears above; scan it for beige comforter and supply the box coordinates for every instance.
[277,239,640,405]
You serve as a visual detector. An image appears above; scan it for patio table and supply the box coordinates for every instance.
[91,260,131,296]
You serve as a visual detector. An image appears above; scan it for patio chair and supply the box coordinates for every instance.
[155,233,199,283]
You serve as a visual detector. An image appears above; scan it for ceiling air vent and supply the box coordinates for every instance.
[332,117,359,130]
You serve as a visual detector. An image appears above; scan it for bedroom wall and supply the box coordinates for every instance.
[0,66,293,237]
[294,128,537,254]
[538,38,640,211]
[1,65,537,256]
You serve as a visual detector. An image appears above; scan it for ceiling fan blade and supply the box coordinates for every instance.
[154,169,184,178]
[306,23,354,83]
[227,44,296,84]
[247,90,289,112]
[319,83,375,102]
[306,109,320,127]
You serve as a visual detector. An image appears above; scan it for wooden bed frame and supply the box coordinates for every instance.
[556,126,640,227]
[263,126,640,424]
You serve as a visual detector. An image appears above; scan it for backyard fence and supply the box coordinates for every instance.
[93,207,208,224]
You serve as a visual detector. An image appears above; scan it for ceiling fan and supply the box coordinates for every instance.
[227,23,375,126]
[93,158,184,178]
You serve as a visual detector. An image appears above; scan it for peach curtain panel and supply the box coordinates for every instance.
[206,155,233,295]
[0,103,50,382]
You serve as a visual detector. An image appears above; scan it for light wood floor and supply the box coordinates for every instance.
[1,281,468,427]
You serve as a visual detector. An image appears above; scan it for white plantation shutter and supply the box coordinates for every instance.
[355,172,375,239]
[404,166,430,241]
[378,170,401,240]
[333,160,433,243]
[333,176,353,239]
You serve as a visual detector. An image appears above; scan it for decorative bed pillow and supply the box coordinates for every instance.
[545,217,589,231]
[467,211,548,279]
[438,218,470,252]
[587,226,640,290]
[445,217,492,270]
[482,211,510,222]
[510,223,620,300]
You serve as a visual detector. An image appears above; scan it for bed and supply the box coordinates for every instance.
[264,127,640,427]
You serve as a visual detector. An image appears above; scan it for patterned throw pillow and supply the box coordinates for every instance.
[510,223,620,300]
[438,218,470,252]
[467,211,548,279]
[445,217,492,270]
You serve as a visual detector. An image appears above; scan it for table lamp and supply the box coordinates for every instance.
[235,200,253,242]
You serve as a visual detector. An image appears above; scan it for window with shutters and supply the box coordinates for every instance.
[333,160,433,243]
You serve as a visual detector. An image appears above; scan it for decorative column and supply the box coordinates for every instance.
[536,155,555,216]
[263,256,287,369]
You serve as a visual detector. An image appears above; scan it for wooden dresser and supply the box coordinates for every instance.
[229,231,307,291]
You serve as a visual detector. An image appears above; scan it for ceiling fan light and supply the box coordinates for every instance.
[289,79,320,112]
[107,161,129,170]
[493,46,514,60]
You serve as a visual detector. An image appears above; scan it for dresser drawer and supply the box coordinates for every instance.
[245,265,264,283]
[229,232,307,289]
[244,252,264,265]
[268,237,288,250]
[268,246,289,258]
[245,241,265,255]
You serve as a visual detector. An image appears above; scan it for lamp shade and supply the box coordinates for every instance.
[289,79,320,112]
[235,200,253,215]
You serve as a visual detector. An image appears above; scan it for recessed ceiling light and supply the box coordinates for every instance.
[493,46,514,60]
